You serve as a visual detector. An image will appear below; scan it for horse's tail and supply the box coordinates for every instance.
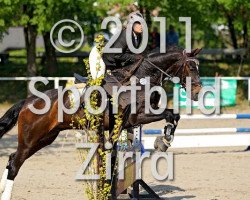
[0,100,25,139]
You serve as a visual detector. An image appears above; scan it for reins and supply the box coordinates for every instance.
[145,53,201,89]
[145,59,173,80]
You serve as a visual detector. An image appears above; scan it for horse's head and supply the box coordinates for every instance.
[164,48,202,101]
[137,47,202,101]
[181,48,202,101]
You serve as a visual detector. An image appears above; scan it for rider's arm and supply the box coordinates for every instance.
[113,29,138,63]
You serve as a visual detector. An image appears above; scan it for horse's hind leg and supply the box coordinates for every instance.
[1,129,60,200]
[0,153,15,194]
[1,147,29,200]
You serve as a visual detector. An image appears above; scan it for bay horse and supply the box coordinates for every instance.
[0,47,202,200]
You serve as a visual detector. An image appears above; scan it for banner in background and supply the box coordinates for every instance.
[177,79,237,108]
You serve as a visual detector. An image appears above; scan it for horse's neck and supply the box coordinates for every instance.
[110,52,182,84]
[110,61,161,85]
[135,62,162,85]
[110,66,132,82]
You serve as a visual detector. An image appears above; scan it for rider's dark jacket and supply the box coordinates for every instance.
[102,29,142,70]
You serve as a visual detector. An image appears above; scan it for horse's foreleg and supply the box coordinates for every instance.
[126,109,180,152]
[127,109,179,127]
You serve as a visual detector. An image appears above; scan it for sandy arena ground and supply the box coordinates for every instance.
[0,107,250,200]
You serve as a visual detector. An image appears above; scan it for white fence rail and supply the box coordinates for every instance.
[0,77,74,89]
[0,76,249,100]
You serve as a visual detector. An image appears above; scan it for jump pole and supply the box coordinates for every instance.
[180,113,250,120]
[143,113,250,149]
[144,127,250,135]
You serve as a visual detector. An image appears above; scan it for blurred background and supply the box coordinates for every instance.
[0,0,249,107]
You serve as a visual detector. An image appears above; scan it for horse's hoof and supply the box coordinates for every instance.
[154,136,168,152]
[158,141,168,152]
[105,141,113,150]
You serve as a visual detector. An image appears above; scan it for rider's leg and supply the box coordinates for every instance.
[126,108,179,128]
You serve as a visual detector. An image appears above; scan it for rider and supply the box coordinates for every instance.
[102,11,145,70]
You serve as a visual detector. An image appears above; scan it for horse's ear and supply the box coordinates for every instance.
[188,48,202,57]
[194,48,202,56]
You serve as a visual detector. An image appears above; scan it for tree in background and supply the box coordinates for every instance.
[213,0,250,49]
[0,0,44,77]
[159,0,250,50]
[0,1,17,40]
[1,0,250,74]
[37,0,98,75]
[0,0,98,76]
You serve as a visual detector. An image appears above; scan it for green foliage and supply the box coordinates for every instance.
[1,0,249,48]
[0,0,98,40]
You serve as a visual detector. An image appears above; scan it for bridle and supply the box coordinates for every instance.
[179,58,202,89]
[145,51,202,89]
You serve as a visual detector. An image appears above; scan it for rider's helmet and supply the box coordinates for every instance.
[127,11,144,24]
